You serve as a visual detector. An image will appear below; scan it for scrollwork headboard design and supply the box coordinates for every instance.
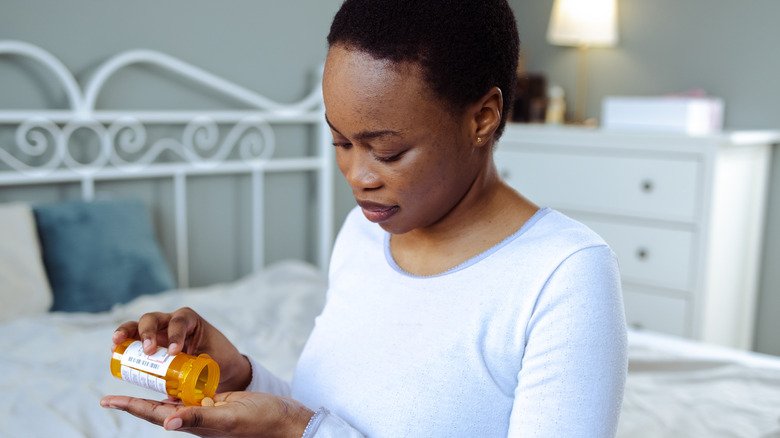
[0,40,334,287]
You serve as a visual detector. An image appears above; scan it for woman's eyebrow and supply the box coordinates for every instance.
[325,114,403,141]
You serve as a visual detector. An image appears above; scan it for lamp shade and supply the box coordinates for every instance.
[547,0,618,47]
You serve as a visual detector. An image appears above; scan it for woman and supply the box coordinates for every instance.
[101,0,627,436]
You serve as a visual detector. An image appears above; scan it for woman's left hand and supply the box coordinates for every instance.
[100,391,314,438]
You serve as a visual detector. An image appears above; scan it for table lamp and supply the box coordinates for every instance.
[547,0,618,123]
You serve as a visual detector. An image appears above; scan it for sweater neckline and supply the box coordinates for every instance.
[383,207,551,279]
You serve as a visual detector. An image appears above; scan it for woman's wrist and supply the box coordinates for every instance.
[218,354,253,392]
[279,399,315,438]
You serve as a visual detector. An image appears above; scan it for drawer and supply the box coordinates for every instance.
[495,149,701,223]
[577,218,696,292]
[622,286,689,337]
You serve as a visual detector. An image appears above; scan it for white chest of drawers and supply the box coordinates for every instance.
[495,124,776,349]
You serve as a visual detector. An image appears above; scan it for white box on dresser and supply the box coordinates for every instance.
[495,124,777,350]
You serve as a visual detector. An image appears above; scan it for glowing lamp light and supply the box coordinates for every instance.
[546,0,619,122]
[547,0,618,48]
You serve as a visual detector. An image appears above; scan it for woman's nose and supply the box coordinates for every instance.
[340,150,381,191]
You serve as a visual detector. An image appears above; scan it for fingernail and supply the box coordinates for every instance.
[166,417,183,430]
[143,339,152,351]
[167,343,178,355]
[100,399,108,408]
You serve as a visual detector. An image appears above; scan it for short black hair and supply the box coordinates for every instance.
[327,0,520,139]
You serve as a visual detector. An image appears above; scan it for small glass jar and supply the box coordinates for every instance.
[110,339,220,406]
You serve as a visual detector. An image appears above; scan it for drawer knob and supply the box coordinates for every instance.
[640,179,655,193]
[500,169,511,180]
[636,247,650,260]
[630,322,644,330]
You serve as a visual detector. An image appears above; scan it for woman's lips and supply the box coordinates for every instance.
[357,201,399,223]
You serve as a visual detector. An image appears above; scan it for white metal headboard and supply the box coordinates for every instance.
[0,40,334,287]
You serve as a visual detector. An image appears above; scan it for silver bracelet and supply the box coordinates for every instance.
[301,407,328,438]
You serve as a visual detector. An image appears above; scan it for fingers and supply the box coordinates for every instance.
[115,312,172,354]
[100,395,225,435]
[112,321,138,346]
[136,312,171,354]
[113,308,202,356]
[172,402,235,433]
[102,392,299,436]
[166,307,198,356]
[100,396,178,426]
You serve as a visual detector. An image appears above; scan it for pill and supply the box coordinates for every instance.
[201,397,215,407]
[215,401,228,407]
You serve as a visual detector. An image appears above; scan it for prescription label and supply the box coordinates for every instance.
[120,340,175,377]
[120,365,168,394]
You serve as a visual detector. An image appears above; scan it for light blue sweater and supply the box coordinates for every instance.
[249,207,627,437]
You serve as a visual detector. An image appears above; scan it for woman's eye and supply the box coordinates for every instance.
[374,152,404,163]
[331,140,405,162]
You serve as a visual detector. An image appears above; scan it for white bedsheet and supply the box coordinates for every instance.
[4,263,780,438]
[619,330,780,437]
[0,260,327,438]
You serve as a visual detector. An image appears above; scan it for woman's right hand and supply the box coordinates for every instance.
[112,307,252,392]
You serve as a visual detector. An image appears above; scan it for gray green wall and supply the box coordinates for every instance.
[511,0,780,355]
[1,0,342,106]
[3,1,779,354]
[0,0,356,286]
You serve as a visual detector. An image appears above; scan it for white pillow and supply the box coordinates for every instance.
[0,203,52,321]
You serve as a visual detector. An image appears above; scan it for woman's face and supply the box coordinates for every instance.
[322,45,485,235]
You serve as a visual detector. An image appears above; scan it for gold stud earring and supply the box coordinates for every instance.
[476,137,482,144]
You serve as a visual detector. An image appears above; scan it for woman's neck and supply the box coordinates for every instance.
[389,160,537,276]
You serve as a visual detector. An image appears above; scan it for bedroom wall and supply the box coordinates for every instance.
[5,1,779,354]
[509,0,780,355]
[0,0,357,285]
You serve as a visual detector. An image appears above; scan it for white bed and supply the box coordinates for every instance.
[0,261,327,438]
[2,41,780,438]
[620,330,780,437]
[4,270,780,438]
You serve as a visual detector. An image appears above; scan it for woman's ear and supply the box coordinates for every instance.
[469,86,503,147]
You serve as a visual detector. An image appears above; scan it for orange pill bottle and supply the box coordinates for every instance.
[110,339,220,406]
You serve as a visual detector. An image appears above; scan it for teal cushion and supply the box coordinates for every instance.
[33,199,175,312]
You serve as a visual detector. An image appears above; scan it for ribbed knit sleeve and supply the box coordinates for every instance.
[245,356,291,397]
[507,245,628,437]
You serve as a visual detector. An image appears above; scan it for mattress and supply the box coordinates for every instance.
[618,330,780,437]
[0,260,327,438]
